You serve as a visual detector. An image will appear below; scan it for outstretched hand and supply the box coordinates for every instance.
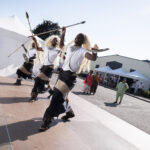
[92,44,99,50]
[22,44,25,48]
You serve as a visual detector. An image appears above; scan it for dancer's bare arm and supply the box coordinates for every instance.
[59,27,66,49]
[85,44,99,61]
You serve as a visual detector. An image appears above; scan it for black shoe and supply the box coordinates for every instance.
[118,101,122,105]
[14,79,21,86]
[29,92,38,102]
[39,117,52,132]
[28,98,36,102]
[61,109,75,121]
[114,101,117,104]
[39,123,50,132]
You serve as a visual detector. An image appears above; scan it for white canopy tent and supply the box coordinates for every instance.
[95,67,150,90]
[0,16,43,77]
[125,71,150,90]
[125,71,149,81]
[95,66,112,73]
[108,68,127,77]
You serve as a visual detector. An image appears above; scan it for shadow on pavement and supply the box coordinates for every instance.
[0,82,32,87]
[0,97,50,104]
[72,91,92,95]
[104,102,118,107]
[0,97,29,104]
[0,118,62,145]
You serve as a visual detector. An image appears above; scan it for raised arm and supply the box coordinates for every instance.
[22,44,28,53]
[85,44,98,61]
[32,37,43,51]
[59,27,66,49]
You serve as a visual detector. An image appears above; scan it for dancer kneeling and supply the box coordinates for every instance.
[39,29,99,131]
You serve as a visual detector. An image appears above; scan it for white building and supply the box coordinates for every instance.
[90,54,150,90]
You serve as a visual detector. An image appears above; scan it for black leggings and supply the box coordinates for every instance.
[43,70,76,118]
[32,77,49,94]
[44,88,65,118]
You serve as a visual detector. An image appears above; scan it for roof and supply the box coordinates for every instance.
[97,54,148,64]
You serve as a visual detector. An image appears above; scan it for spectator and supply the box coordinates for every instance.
[114,78,129,104]
[83,70,93,94]
[90,72,101,95]
[137,81,144,95]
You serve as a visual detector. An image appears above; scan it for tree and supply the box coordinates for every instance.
[33,20,60,40]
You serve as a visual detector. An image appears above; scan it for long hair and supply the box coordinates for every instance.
[65,34,91,74]
[45,35,60,48]
[28,40,44,65]
[77,34,91,74]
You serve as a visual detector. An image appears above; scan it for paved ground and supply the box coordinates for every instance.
[1,77,150,150]
[50,73,150,134]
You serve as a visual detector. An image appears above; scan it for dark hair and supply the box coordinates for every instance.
[78,33,85,41]
[75,33,85,45]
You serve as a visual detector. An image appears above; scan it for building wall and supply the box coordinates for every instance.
[90,55,150,79]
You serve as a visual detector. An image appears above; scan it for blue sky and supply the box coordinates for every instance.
[1,0,150,60]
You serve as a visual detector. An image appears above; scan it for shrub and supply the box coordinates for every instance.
[141,90,150,99]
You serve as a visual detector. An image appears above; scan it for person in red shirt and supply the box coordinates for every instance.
[83,70,93,94]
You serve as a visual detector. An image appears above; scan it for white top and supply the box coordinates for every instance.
[131,82,136,88]
[63,46,88,72]
[28,48,37,59]
[58,56,65,68]
[138,82,144,89]
[43,46,60,65]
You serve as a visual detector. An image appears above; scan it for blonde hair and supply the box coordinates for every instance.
[65,34,91,74]
[28,40,41,49]
[28,40,44,65]
[77,34,91,73]
[45,35,60,48]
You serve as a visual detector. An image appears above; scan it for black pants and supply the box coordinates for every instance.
[44,88,66,118]
[43,70,76,119]
[32,77,49,94]
[16,62,33,79]
[32,66,53,94]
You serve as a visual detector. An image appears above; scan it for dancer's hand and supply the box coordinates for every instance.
[22,44,25,48]
[62,27,66,34]
[92,44,99,50]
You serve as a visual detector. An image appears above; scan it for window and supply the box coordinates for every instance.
[95,65,99,68]
[106,61,122,69]
[130,69,135,72]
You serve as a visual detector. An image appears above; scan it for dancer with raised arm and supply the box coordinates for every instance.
[29,28,66,102]
[39,27,99,131]
[14,37,41,85]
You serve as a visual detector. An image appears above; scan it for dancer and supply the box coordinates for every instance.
[39,28,99,131]
[29,28,66,102]
[14,37,41,85]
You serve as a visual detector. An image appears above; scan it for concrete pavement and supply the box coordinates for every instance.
[0,77,150,150]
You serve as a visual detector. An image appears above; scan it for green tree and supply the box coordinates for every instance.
[33,20,60,40]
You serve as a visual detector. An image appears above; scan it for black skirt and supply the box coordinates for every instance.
[43,70,77,118]
[58,70,77,90]
[40,65,53,78]
[16,62,33,79]
[32,66,54,93]
[32,77,49,93]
